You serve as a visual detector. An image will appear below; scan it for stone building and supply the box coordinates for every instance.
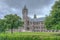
[7,5,59,32]
[6,5,60,32]
[22,5,48,32]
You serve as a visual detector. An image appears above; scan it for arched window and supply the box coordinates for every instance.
[26,27,29,30]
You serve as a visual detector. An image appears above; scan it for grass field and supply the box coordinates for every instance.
[0,32,60,40]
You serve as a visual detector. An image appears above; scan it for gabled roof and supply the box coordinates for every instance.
[29,17,45,22]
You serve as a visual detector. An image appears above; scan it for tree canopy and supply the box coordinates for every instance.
[0,19,7,32]
[45,0,60,30]
[0,14,23,33]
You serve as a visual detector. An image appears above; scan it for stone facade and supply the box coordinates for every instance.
[22,5,48,32]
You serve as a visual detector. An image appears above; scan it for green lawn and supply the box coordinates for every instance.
[0,32,60,40]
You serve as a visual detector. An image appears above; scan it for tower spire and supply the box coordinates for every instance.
[22,5,28,20]
[23,5,27,10]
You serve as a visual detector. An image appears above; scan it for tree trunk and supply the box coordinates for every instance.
[11,26,13,33]
[11,20,14,33]
[11,29,13,33]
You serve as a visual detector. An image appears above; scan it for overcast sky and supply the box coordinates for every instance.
[0,0,56,18]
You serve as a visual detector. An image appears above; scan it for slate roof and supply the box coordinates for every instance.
[29,17,45,22]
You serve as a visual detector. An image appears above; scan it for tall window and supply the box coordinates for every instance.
[27,21,29,25]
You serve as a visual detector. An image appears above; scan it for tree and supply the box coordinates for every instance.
[0,19,7,33]
[4,14,23,33]
[45,0,60,30]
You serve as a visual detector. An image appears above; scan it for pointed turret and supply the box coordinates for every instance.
[34,14,37,18]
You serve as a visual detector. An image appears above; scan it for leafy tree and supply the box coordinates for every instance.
[0,19,7,33]
[4,14,23,33]
[45,0,60,30]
